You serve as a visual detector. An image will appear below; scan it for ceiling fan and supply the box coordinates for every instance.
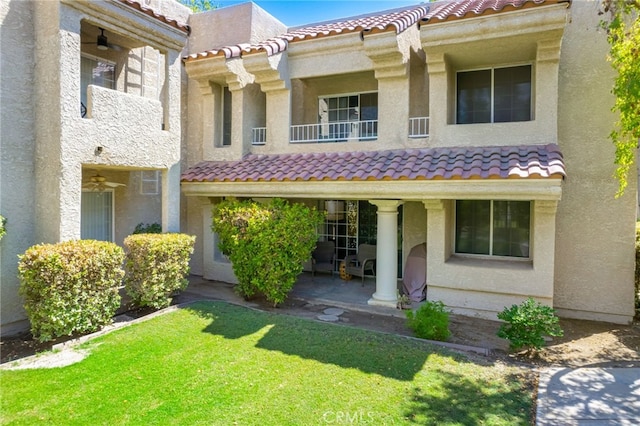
[82,28,122,52]
[82,173,126,192]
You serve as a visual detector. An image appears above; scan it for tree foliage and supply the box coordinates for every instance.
[177,0,215,13]
[212,198,324,306]
[601,1,640,196]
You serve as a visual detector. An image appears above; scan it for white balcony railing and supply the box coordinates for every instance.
[252,127,267,145]
[254,118,428,145]
[409,117,430,138]
[290,120,378,144]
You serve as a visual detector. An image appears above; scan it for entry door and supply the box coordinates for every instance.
[81,190,114,242]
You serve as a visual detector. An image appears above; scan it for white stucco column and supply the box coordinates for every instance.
[162,164,181,233]
[243,51,290,153]
[368,200,404,307]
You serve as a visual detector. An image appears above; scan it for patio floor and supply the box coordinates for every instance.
[182,272,413,319]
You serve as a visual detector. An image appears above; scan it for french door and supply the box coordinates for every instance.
[81,190,114,242]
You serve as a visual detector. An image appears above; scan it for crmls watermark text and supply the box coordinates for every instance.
[321,410,376,424]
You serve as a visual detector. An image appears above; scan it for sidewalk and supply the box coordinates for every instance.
[537,367,640,425]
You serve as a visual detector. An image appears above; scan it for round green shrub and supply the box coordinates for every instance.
[497,297,563,353]
[212,198,324,306]
[124,233,196,309]
[18,240,125,342]
[406,300,451,341]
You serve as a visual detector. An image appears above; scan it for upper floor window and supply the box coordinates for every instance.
[456,65,531,124]
[81,54,115,118]
[317,92,378,141]
[222,86,232,146]
[455,200,530,258]
[140,170,160,195]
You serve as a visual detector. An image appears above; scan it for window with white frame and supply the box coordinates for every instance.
[140,170,160,195]
[222,86,232,146]
[456,65,532,124]
[455,200,531,258]
[81,54,115,118]
[318,92,378,140]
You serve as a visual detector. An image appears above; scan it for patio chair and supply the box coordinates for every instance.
[343,244,376,286]
[312,240,336,279]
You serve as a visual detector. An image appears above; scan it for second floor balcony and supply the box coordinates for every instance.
[252,117,430,145]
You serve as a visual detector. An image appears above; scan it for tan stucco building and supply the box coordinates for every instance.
[0,0,190,334]
[1,0,636,334]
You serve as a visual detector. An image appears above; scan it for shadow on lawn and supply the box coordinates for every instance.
[185,301,472,382]
[402,370,533,425]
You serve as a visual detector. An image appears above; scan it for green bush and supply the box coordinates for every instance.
[0,214,6,241]
[132,222,162,234]
[18,240,125,342]
[406,300,451,341]
[212,198,324,306]
[497,297,563,353]
[124,233,195,309]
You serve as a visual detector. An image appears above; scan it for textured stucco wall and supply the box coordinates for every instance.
[1,0,188,334]
[553,1,636,323]
[1,0,37,333]
[187,2,286,55]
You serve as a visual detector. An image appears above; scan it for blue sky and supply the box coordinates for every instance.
[213,1,425,27]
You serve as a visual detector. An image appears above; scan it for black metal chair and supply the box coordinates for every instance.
[312,241,336,279]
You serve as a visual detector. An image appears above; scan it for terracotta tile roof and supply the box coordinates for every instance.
[184,0,570,62]
[420,0,570,25]
[181,144,566,183]
[184,4,428,62]
[118,0,190,34]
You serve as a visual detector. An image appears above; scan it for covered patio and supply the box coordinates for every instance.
[182,143,565,318]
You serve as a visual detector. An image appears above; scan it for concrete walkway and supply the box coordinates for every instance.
[536,367,640,425]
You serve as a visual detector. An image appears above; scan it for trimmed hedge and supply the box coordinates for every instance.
[124,233,196,309]
[18,240,125,342]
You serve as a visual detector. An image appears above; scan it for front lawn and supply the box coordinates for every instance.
[1,301,532,425]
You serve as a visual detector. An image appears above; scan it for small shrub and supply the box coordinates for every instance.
[18,240,125,342]
[497,297,563,353]
[406,300,450,341]
[132,222,162,234]
[124,233,196,309]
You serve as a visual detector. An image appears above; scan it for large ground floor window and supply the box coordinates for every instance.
[455,200,530,258]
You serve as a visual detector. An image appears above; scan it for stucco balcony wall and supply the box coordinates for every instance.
[78,85,179,167]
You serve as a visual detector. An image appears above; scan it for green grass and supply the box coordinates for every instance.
[0,301,532,425]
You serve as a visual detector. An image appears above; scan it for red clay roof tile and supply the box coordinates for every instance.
[420,0,570,25]
[181,144,566,183]
[118,0,190,33]
[184,4,428,62]
[184,0,569,62]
